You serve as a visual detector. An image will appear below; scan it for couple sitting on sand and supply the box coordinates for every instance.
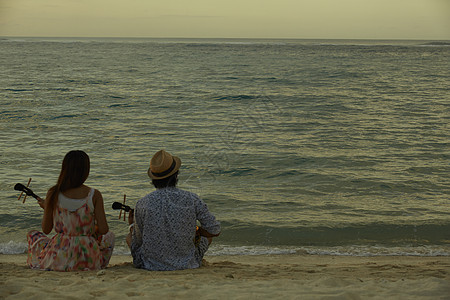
[27,150,221,272]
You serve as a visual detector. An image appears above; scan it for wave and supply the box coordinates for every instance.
[208,244,450,257]
[108,102,132,108]
[50,114,78,120]
[0,241,27,255]
[1,241,448,257]
[3,220,447,255]
[213,95,256,101]
[420,41,450,46]
[4,88,33,92]
[218,222,450,247]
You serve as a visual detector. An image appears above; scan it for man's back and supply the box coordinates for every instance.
[130,187,220,271]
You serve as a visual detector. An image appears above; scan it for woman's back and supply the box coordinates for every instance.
[54,188,96,236]
[27,187,114,271]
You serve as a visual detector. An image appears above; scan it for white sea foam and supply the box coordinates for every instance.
[206,244,450,257]
[0,241,27,255]
[1,240,449,257]
[207,245,299,256]
[295,245,450,257]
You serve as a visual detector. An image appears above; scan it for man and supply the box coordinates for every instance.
[127,150,221,271]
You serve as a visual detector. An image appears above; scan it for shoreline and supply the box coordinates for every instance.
[1,254,449,299]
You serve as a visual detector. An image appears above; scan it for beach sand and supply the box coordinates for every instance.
[1,254,449,299]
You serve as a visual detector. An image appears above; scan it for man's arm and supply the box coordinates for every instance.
[197,226,220,237]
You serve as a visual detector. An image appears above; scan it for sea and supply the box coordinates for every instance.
[1,37,449,257]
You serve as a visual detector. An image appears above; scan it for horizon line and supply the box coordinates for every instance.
[1,35,449,41]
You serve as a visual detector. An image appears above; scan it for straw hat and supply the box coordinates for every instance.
[148,150,181,180]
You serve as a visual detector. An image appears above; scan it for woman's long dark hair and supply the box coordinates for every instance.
[47,150,90,212]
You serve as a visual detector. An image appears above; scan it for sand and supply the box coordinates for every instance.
[1,254,449,299]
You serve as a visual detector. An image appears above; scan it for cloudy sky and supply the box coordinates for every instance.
[1,0,449,39]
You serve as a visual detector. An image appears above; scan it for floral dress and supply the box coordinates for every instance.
[27,190,114,271]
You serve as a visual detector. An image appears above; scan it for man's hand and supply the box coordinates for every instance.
[197,226,220,238]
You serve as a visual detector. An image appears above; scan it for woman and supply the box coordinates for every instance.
[27,150,114,271]
[127,150,220,271]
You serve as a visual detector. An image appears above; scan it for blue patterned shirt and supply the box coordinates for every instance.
[130,187,221,271]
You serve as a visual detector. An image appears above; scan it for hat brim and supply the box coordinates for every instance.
[147,156,181,180]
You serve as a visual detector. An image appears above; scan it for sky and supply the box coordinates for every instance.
[0,0,449,39]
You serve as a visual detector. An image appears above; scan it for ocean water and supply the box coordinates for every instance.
[1,37,449,257]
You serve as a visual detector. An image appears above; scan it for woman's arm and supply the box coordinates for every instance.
[41,190,54,234]
[93,189,109,235]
